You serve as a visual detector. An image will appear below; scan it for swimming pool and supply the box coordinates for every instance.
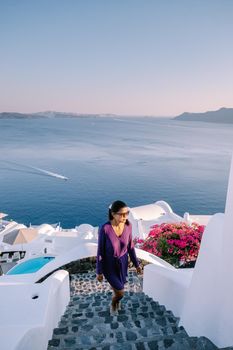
[6,256,55,275]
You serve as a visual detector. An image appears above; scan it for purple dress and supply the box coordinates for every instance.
[96,221,139,290]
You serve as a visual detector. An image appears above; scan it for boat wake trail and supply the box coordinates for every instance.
[1,160,68,181]
[28,166,68,180]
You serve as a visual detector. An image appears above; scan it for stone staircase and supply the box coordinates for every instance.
[47,270,219,350]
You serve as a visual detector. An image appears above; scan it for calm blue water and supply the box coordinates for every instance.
[6,256,55,275]
[0,117,233,227]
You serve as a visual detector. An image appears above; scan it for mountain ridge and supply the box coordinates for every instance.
[174,107,233,123]
[1,108,233,122]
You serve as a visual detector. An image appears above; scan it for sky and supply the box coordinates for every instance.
[0,0,233,116]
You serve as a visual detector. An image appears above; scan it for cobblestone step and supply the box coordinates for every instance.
[48,333,195,350]
[47,270,218,350]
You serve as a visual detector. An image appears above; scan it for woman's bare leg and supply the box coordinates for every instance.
[111,287,124,311]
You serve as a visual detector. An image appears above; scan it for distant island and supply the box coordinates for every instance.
[174,107,233,124]
[0,111,117,119]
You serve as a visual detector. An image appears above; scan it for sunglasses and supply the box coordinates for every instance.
[115,211,130,217]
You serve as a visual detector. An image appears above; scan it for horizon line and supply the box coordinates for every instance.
[0,110,174,118]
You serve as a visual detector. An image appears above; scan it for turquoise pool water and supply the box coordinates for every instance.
[6,256,55,275]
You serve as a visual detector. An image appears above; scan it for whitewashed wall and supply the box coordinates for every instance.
[180,155,233,348]
[0,270,70,350]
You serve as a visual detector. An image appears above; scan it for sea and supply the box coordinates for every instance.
[0,116,233,228]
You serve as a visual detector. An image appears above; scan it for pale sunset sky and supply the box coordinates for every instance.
[0,0,233,116]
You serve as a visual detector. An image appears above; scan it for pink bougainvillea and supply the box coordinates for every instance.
[134,222,205,268]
